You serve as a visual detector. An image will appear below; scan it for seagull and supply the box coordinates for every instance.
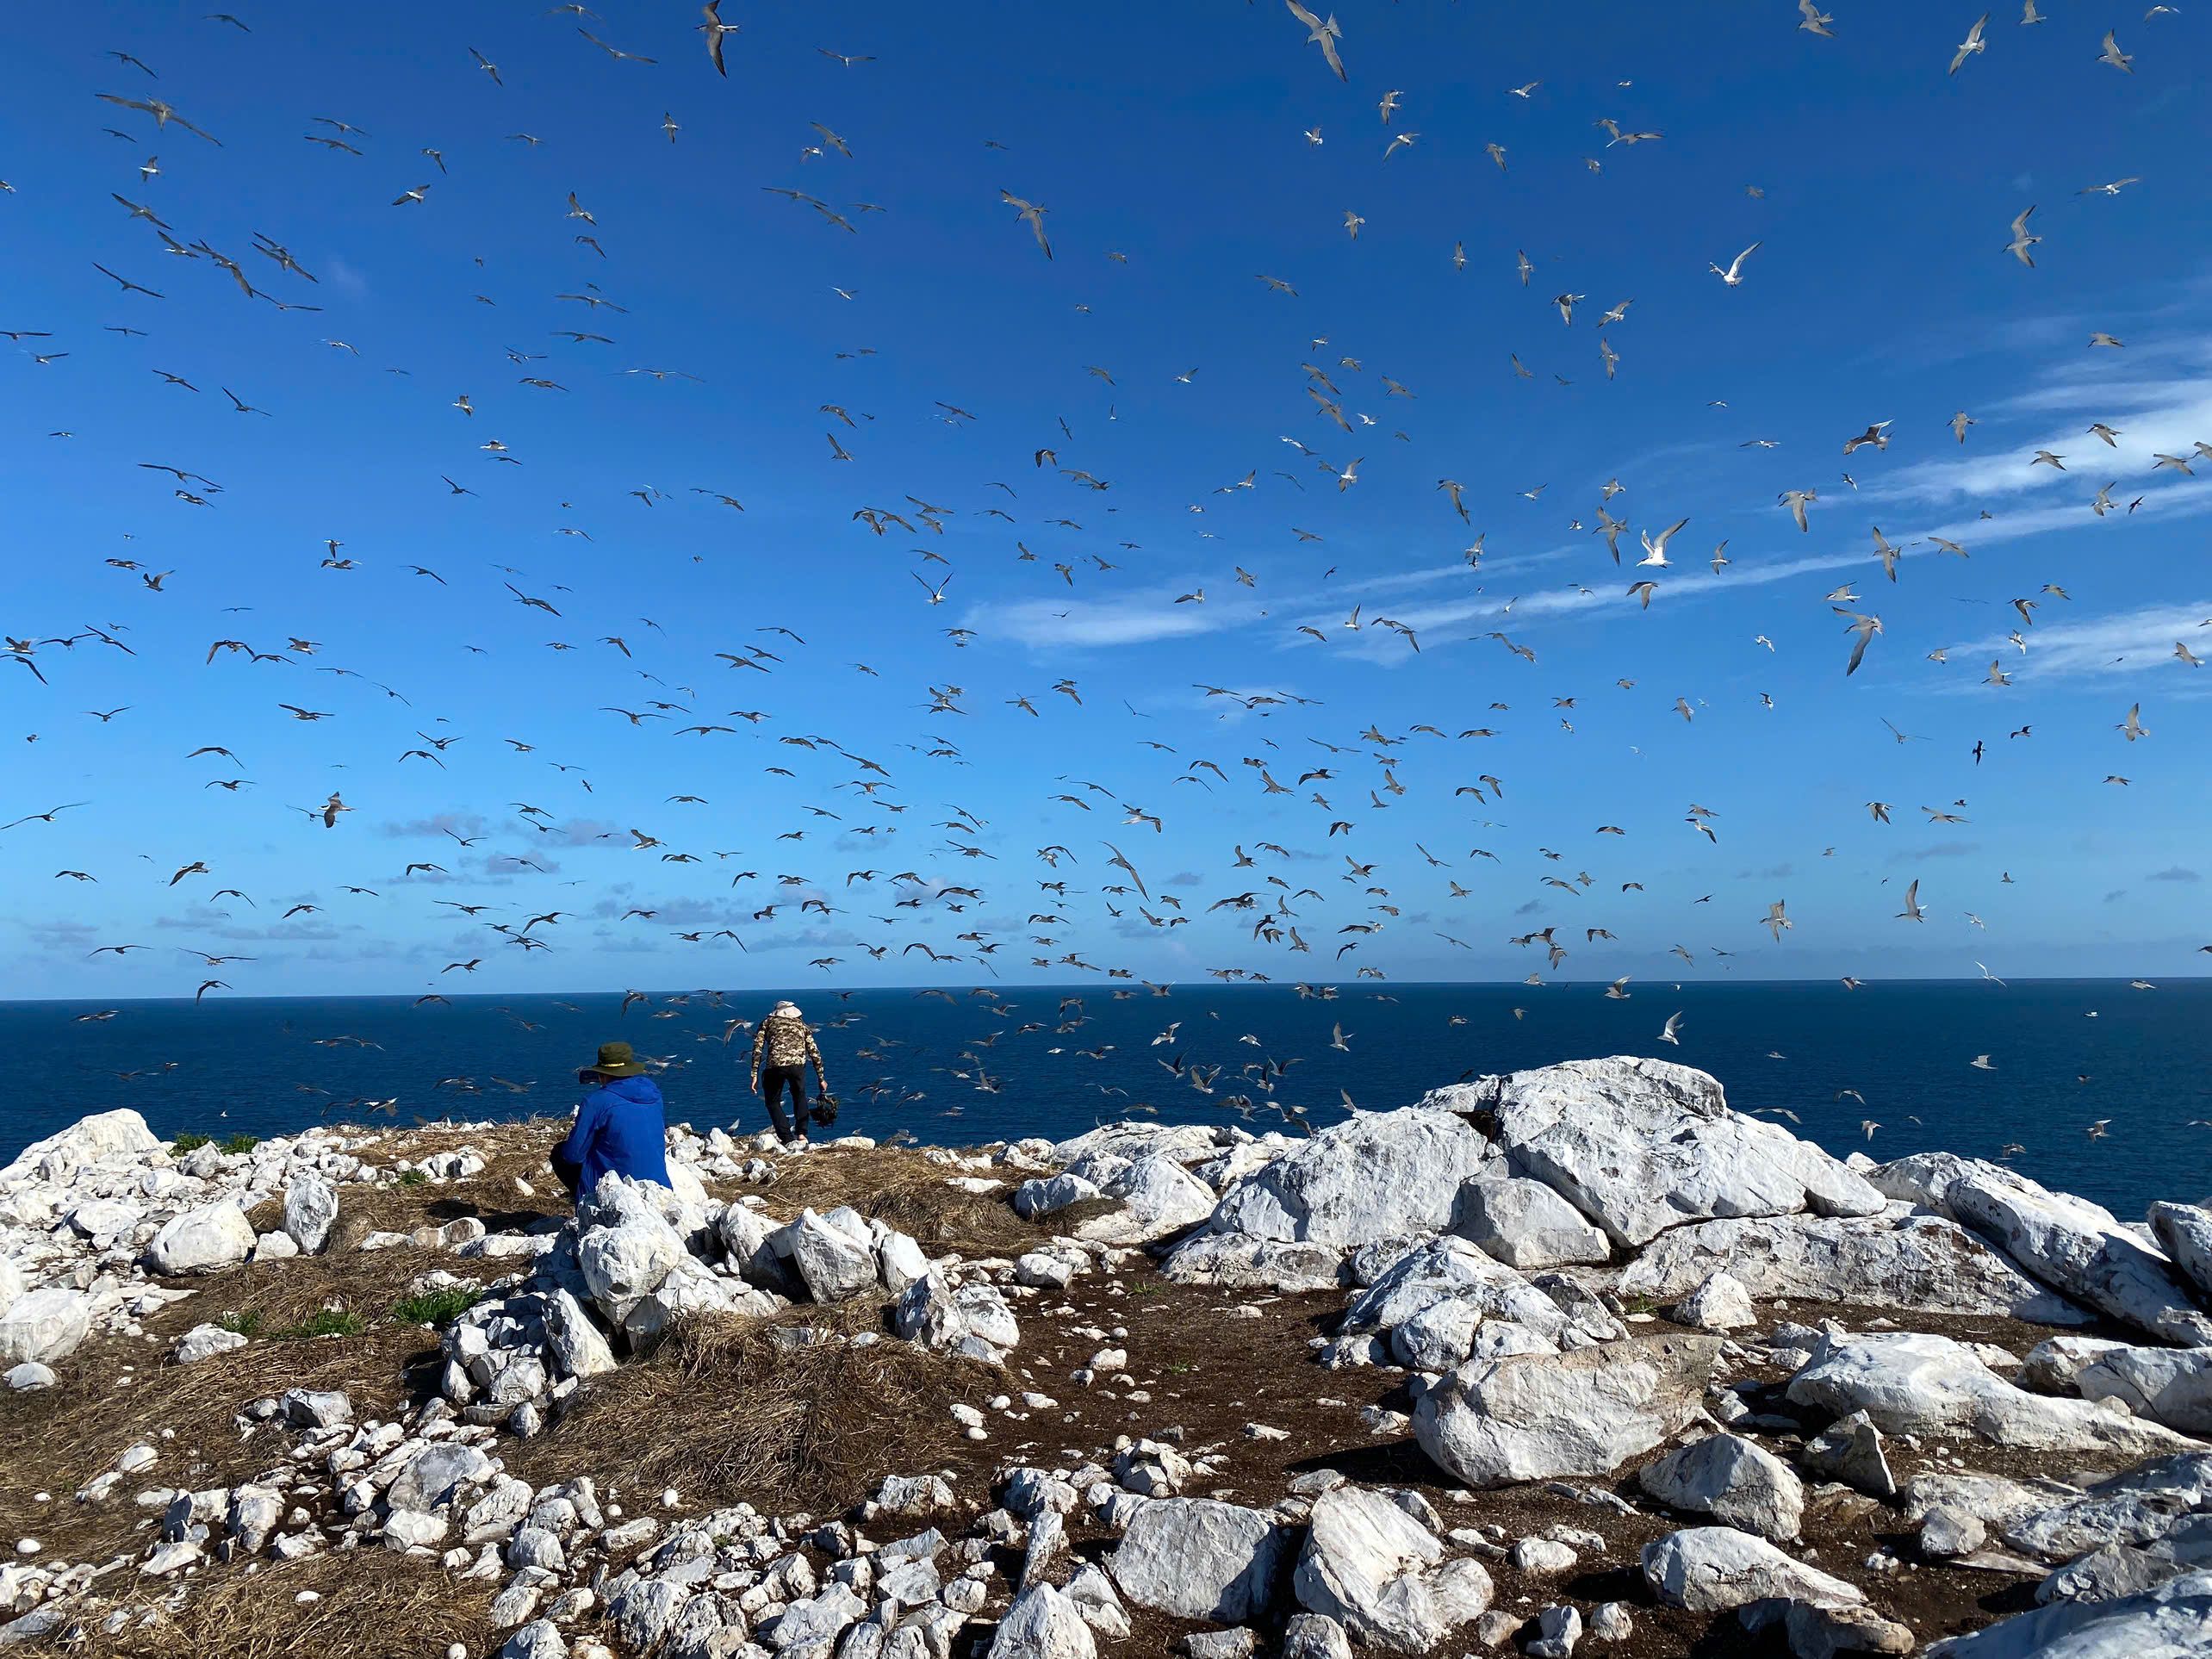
[1950,12,1991,71]
[1284,0,1347,81]
[1658,1010,1683,1046]
[2004,206,2040,266]
[1708,242,1760,286]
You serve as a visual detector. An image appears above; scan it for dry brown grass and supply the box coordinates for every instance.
[70,1548,492,1659]
[0,1326,429,1569]
[757,1145,1033,1256]
[332,1117,570,1244]
[525,1305,998,1514]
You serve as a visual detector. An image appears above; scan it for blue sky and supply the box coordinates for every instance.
[2,0,2207,1001]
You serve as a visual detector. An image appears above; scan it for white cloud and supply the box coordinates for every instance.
[1954,599,2212,682]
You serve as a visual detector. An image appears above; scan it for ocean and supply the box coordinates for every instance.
[4,979,2207,1218]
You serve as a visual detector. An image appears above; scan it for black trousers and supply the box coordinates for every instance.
[760,1065,811,1144]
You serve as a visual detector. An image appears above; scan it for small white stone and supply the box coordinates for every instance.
[16,1539,41,1556]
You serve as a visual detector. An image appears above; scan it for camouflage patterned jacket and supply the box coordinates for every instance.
[750,1015,825,1081]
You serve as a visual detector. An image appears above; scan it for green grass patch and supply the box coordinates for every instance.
[395,1168,431,1188]
[216,1309,264,1339]
[219,1133,260,1155]
[171,1132,211,1153]
[392,1287,481,1328]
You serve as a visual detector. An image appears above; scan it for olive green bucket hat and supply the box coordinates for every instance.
[579,1040,647,1082]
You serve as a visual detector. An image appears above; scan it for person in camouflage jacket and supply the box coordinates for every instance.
[749,998,828,1145]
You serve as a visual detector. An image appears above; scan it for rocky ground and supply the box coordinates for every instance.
[6,1055,2212,1659]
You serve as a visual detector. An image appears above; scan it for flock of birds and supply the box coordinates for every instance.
[2,3,2207,1153]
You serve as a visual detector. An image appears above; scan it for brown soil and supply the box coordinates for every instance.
[0,1142,2102,1659]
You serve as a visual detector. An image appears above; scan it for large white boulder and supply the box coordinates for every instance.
[1619,1210,2091,1325]
[1873,1155,2212,1346]
[1072,1154,1217,1246]
[0,1256,21,1312]
[1414,1334,1720,1488]
[1478,1058,1886,1247]
[1158,1232,1347,1294]
[0,1287,91,1366]
[1637,1433,1805,1541]
[1786,1332,2204,1456]
[283,1172,339,1254]
[2148,1203,2212,1303]
[1455,1177,1610,1269]
[146,1201,256,1276]
[2053,1344,2212,1435]
[1049,1122,1225,1168]
[774,1208,879,1303]
[1340,1238,1575,1366]
[1293,1484,1494,1654]
[0,1109,159,1185]
[989,1583,1097,1659]
[1108,1498,1288,1623]
[1640,1526,1864,1613]
[1925,1567,2212,1659]
[577,1215,685,1320]
[1211,1109,1493,1246]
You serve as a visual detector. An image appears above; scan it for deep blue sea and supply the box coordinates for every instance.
[4,980,2208,1218]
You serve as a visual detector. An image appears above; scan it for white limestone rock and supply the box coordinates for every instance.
[1786,1332,2204,1456]
[1108,1498,1289,1624]
[1637,1432,1805,1541]
[773,1208,879,1304]
[1072,1154,1217,1246]
[1414,1333,1721,1488]
[146,1201,256,1276]
[1479,1057,1886,1248]
[1873,1154,2212,1346]
[1674,1270,1757,1333]
[988,1583,1097,1659]
[1924,1568,2212,1659]
[1157,1232,1346,1294]
[1292,1484,1494,1655]
[1455,1177,1610,1270]
[0,1289,90,1367]
[2030,1341,2212,1434]
[1619,1210,2091,1326]
[283,1172,339,1254]
[1640,1526,1865,1613]
[1210,1109,1493,1247]
[2147,1202,2212,1302]
[1,1109,159,1185]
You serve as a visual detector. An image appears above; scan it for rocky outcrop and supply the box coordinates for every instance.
[1454,1176,1610,1269]
[1209,1109,1493,1247]
[1620,1210,2092,1324]
[1786,1332,2205,1456]
[1873,1155,2212,1346]
[1414,1334,1720,1488]
[1926,1568,2212,1657]
[1475,1058,1887,1247]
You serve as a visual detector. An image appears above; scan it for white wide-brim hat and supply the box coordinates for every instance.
[772,1000,801,1018]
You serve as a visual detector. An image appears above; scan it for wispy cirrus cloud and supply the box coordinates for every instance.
[1954,599,2211,683]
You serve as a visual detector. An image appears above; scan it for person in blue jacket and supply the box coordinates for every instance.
[551,1041,672,1202]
